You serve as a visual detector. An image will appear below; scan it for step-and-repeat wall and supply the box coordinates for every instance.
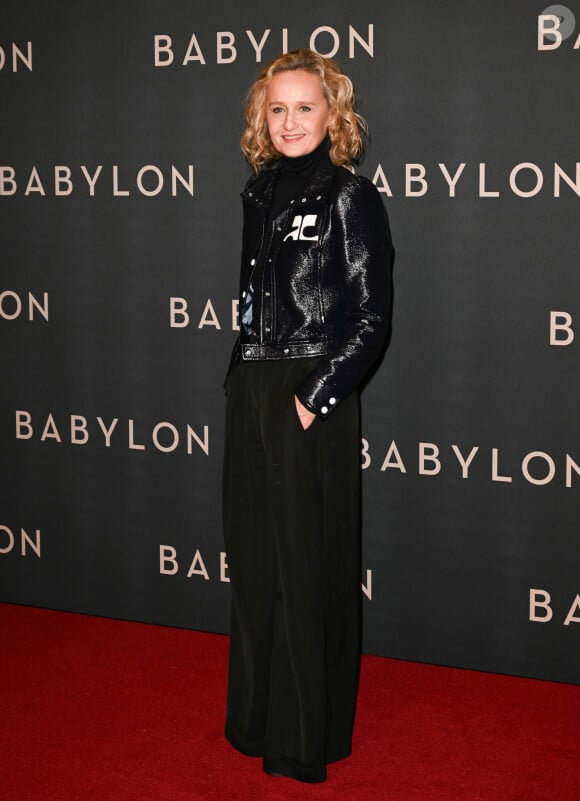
[2,1,578,684]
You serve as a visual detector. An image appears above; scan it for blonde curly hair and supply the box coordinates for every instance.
[241,48,368,174]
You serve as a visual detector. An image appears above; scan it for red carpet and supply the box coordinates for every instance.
[1,604,578,801]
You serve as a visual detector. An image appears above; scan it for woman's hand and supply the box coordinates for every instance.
[294,395,316,430]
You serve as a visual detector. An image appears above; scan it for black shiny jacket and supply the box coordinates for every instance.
[224,153,393,419]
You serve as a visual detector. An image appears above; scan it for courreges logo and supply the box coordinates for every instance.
[154,24,374,66]
[538,5,580,49]
[283,214,319,242]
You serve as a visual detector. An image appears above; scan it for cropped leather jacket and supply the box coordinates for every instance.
[224,153,393,419]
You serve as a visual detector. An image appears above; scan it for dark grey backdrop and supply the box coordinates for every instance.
[2,0,579,684]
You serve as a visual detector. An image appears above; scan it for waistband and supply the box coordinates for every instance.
[239,341,328,360]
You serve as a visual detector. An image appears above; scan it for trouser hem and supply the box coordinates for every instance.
[263,753,327,783]
[225,722,352,782]
[225,722,263,757]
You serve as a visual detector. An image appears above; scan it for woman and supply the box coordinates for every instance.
[222,48,393,783]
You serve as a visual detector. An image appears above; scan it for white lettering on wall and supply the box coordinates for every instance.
[0,525,41,557]
[363,439,580,487]
[0,291,48,321]
[550,311,574,345]
[170,297,238,330]
[16,411,209,456]
[0,165,194,197]
[369,162,580,198]
[0,42,32,72]
[154,25,374,66]
[538,11,580,50]
[530,588,580,625]
[160,544,372,598]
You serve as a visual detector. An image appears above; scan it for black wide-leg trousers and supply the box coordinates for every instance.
[222,356,362,783]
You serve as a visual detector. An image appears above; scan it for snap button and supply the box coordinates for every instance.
[248,192,253,197]
[301,197,307,203]
[277,226,281,231]
[329,397,336,405]
[245,349,251,356]
[316,195,322,200]
[321,406,328,414]
[290,199,295,204]
[265,327,270,332]
[284,348,290,354]
[265,291,270,297]
[268,258,272,262]
[250,258,256,266]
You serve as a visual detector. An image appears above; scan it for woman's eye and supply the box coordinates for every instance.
[299,106,312,112]
[271,107,284,114]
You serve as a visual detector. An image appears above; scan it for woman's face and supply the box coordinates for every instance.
[265,69,330,158]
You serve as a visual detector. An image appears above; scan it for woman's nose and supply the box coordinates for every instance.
[283,111,297,130]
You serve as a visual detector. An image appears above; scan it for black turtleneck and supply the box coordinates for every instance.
[241,134,331,339]
[266,134,331,227]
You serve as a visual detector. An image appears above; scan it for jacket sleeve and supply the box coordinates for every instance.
[294,176,393,418]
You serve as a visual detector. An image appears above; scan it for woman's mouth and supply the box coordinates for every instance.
[282,134,305,142]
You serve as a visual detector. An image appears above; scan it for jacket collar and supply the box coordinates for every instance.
[241,155,337,210]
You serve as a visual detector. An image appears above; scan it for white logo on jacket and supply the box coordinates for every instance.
[283,214,319,242]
